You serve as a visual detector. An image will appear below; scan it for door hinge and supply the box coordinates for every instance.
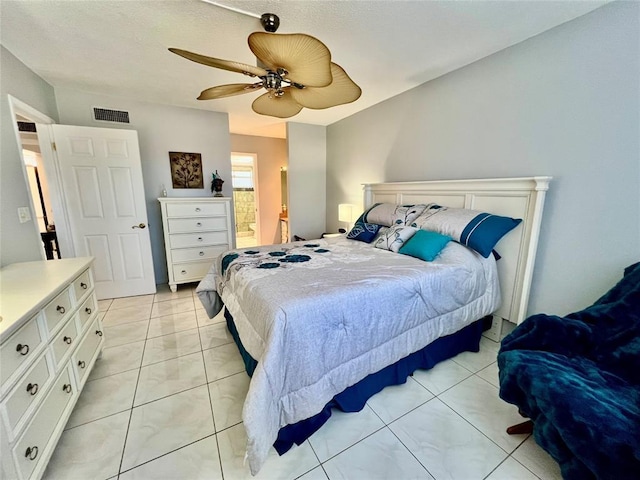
[52,142,57,151]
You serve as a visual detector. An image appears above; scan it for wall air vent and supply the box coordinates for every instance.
[93,107,130,124]
[18,121,37,133]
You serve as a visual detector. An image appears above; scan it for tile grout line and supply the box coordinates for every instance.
[194,295,226,480]
[115,303,152,477]
[386,420,438,480]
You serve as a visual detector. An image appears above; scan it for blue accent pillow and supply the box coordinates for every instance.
[346,210,382,243]
[398,230,451,262]
[346,220,381,243]
[459,213,521,257]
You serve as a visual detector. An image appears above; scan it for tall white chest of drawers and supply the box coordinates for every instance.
[159,198,233,292]
[0,258,103,480]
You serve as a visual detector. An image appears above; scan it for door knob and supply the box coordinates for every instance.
[132,223,146,229]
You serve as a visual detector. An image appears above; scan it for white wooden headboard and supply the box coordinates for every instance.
[363,177,551,325]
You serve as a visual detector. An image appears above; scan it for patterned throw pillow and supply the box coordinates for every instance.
[374,225,418,253]
[346,218,382,243]
[411,204,521,258]
[365,203,427,227]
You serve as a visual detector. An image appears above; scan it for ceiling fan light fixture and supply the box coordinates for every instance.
[169,12,361,118]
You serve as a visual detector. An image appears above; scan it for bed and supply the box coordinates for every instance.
[197,176,551,474]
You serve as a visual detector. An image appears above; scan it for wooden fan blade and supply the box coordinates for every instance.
[248,33,332,88]
[198,83,262,100]
[251,88,303,118]
[289,63,361,109]
[168,48,267,77]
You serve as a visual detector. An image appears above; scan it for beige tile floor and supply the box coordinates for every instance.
[42,285,563,480]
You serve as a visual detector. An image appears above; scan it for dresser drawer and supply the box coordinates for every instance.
[73,321,103,386]
[166,202,226,218]
[168,217,228,234]
[5,355,52,434]
[171,262,211,282]
[73,269,92,302]
[78,294,97,330]
[0,318,44,386]
[13,366,74,480]
[43,288,72,334]
[169,231,229,249]
[171,245,229,263]
[52,317,79,369]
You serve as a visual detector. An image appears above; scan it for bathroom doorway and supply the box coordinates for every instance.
[231,153,259,248]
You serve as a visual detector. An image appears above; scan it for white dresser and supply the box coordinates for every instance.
[0,258,103,480]
[158,197,233,292]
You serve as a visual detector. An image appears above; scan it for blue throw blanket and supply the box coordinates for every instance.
[498,262,640,480]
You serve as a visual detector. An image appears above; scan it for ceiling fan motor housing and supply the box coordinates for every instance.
[260,13,280,32]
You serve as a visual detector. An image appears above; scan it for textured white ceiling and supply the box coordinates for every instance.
[1,0,607,139]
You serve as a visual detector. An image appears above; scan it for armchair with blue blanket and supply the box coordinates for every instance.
[498,262,640,480]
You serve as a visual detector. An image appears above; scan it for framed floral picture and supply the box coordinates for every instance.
[169,152,204,189]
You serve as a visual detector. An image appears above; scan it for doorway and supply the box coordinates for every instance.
[10,98,58,261]
[9,96,156,299]
[231,153,259,248]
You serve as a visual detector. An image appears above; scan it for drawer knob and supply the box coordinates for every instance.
[56,305,66,314]
[199,251,205,256]
[95,330,103,337]
[63,336,73,345]
[26,383,39,396]
[85,307,92,315]
[25,446,38,461]
[80,282,88,290]
[197,237,203,242]
[181,270,187,275]
[195,207,201,212]
[78,360,86,369]
[197,222,202,227]
[63,384,72,394]
[16,343,30,356]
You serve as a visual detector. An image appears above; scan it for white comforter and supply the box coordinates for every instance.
[196,236,500,474]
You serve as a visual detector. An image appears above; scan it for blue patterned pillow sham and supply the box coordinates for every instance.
[411,204,521,258]
[346,217,382,243]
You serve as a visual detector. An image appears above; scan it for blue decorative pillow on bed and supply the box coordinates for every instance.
[411,204,521,258]
[399,230,451,261]
[346,217,382,243]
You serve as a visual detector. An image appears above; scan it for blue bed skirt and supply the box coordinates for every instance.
[224,309,485,455]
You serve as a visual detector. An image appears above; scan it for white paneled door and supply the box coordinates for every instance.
[43,125,155,299]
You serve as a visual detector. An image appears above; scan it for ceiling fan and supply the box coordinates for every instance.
[168,11,361,118]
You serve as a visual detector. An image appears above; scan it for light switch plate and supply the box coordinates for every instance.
[18,207,31,223]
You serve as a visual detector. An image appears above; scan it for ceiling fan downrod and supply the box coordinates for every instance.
[260,13,280,32]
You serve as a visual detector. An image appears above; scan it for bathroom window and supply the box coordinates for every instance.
[231,154,255,190]
[231,166,254,190]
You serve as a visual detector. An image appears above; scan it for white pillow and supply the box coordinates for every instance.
[374,225,418,253]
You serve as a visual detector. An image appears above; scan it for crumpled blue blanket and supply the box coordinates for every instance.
[498,262,640,480]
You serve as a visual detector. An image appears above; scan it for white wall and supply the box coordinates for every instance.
[326,2,639,317]
[55,88,232,284]
[230,134,287,245]
[287,123,327,240]
[0,46,59,267]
